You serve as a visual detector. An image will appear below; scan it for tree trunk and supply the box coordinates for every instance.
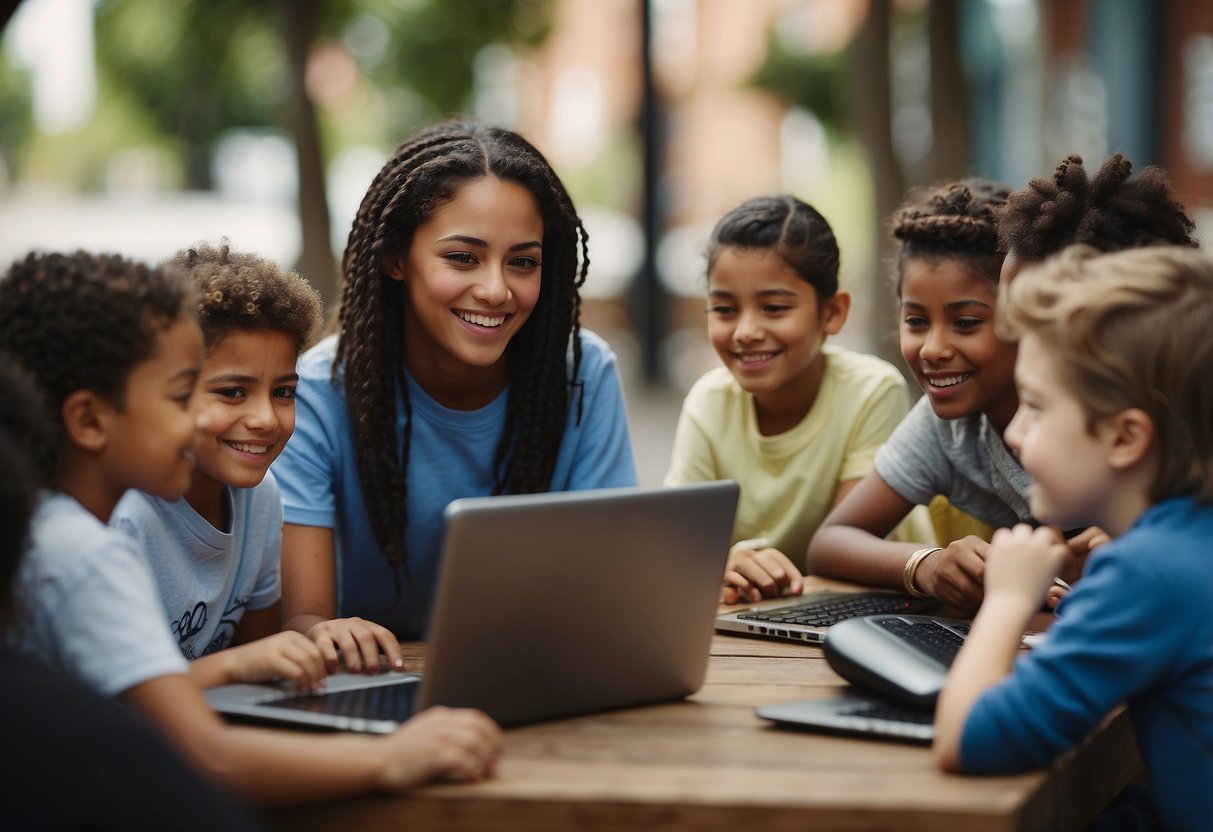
[929,0,970,181]
[279,0,340,308]
[848,0,907,370]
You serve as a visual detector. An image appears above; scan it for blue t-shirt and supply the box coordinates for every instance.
[14,491,189,697]
[271,329,638,637]
[960,497,1213,832]
[111,476,282,659]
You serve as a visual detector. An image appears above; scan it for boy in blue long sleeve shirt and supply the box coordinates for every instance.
[934,244,1213,832]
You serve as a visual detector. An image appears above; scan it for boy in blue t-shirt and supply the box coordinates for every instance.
[934,245,1213,832]
[113,242,402,676]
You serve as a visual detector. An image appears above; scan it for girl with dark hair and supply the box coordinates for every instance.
[807,178,1058,612]
[665,194,926,604]
[273,121,637,643]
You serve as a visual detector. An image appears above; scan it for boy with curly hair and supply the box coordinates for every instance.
[1,250,501,804]
[934,245,1213,831]
[113,242,403,677]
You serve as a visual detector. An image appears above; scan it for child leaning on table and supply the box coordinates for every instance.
[0,250,501,805]
[664,194,929,603]
[112,242,402,677]
[934,245,1213,832]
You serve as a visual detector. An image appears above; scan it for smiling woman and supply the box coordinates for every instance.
[271,120,638,641]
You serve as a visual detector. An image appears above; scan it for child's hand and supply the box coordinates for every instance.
[721,541,804,604]
[225,631,327,690]
[378,706,503,789]
[913,535,989,611]
[985,524,1070,608]
[307,616,404,674]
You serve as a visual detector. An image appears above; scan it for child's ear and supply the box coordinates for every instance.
[60,390,112,453]
[1104,407,1155,471]
[821,291,851,336]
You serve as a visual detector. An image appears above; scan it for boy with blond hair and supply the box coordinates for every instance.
[934,245,1213,831]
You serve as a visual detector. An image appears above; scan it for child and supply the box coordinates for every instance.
[0,354,262,830]
[934,245,1213,832]
[0,250,501,804]
[807,178,1031,611]
[664,194,926,603]
[111,242,402,678]
[273,120,637,639]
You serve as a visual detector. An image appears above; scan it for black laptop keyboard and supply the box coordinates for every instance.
[268,682,419,721]
[874,617,969,666]
[840,700,934,725]
[735,592,929,627]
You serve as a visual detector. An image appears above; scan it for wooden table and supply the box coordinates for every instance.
[270,609,1141,831]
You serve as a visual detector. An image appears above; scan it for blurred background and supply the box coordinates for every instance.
[2,0,1211,484]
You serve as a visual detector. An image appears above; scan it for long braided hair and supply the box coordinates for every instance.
[891,177,1011,291]
[336,120,589,593]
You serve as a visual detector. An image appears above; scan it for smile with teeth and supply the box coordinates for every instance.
[735,351,778,364]
[455,310,507,328]
[927,373,972,388]
[225,440,270,455]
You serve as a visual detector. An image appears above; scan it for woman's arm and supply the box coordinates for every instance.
[280,523,337,635]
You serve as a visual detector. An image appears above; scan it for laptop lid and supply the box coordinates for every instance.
[416,479,739,724]
[206,480,739,732]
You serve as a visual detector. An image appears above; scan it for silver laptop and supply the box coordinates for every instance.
[206,480,740,732]
[715,589,940,644]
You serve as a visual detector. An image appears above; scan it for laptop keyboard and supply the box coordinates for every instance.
[735,592,929,627]
[874,617,969,666]
[268,682,419,721]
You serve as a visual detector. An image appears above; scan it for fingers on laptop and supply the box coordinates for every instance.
[722,545,804,603]
[382,706,504,789]
[235,631,327,690]
[307,616,404,674]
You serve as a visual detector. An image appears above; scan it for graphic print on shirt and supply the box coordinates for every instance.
[202,596,250,656]
[172,602,207,659]
[170,596,250,658]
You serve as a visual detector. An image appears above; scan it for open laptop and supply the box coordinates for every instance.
[206,480,740,733]
[715,588,940,644]
[755,613,969,743]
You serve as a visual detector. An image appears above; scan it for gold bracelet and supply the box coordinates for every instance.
[902,546,943,598]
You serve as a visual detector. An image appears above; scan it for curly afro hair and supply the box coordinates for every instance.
[168,241,323,354]
[0,250,194,479]
[997,153,1198,264]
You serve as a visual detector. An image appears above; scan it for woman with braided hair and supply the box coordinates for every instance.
[807,177,1086,612]
[273,121,636,646]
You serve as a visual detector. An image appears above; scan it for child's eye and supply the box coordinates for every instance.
[762,304,791,314]
[707,305,736,316]
[444,252,477,265]
[902,315,927,329]
[509,256,541,270]
[214,387,246,400]
[954,317,984,331]
[273,386,297,400]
